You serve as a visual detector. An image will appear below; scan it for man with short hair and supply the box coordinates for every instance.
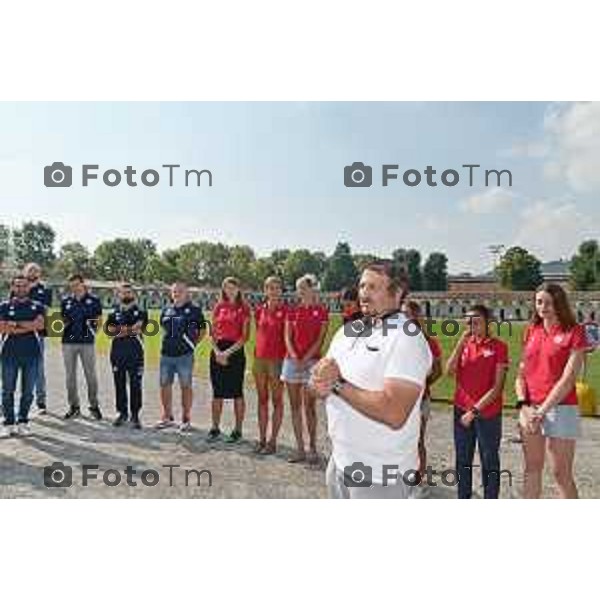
[157,282,206,432]
[105,283,148,428]
[311,261,432,499]
[22,262,52,413]
[61,274,103,420]
[0,275,46,437]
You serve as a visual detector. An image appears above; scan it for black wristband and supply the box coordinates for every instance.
[515,399,531,410]
[332,378,346,396]
[471,406,481,418]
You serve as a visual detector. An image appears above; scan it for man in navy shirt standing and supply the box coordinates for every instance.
[0,275,46,437]
[23,262,52,413]
[61,274,103,420]
[105,283,148,428]
[157,282,206,432]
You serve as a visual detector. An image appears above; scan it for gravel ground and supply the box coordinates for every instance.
[1,344,599,498]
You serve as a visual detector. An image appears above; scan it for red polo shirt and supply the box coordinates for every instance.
[212,300,250,343]
[424,336,442,399]
[254,302,288,360]
[454,336,509,418]
[286,303,329,359]
[522,323,586,406]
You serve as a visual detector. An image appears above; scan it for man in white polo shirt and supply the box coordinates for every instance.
[311,261,432,499]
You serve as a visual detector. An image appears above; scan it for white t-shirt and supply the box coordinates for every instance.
[325,313,432,484]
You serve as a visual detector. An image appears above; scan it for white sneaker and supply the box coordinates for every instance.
[178,421,192,434]
[0,425,15,439]
[154,419,176,430]
[17,423,32,437]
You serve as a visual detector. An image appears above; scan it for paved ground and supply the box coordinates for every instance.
[1,344,599,498]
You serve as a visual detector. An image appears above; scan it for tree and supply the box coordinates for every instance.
[227,245,257,286]
[13,221,56,269]
[323,242,359,291]
[496,246,543,291]
[251,257,278,288]
[93,238,157,282]
[282,249,324,288]
[144,253,182,284]
[0,225,9,266]
[392,248,422,291]
[353,253,381,273]
[176,242,230,287]
[54,242,96,279]
[570,240,600,290]
[423,252,448,291]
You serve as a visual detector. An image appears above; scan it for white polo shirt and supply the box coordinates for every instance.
[325,313,432,484]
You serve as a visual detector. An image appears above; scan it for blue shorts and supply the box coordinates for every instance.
[280,358,318,384]
[160,353,194,387]
[541,405,580,439]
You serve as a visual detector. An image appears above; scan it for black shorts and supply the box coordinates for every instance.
[210,340,246,399]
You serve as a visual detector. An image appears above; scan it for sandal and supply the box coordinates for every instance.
[261,440,277,455]
[287,450,306,463]
[253,440,267,453]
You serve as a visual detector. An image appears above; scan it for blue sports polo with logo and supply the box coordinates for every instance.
[29,282,52,307]
[29,282,52,336]
[106,303,149,361]
[0,298,45,358]
[160,302,205,357]
[61,292,103,344]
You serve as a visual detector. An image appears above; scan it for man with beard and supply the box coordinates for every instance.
[105,283,148,428]
[20,263,52,413]
[0,275,45,437]
[311,261,432,499]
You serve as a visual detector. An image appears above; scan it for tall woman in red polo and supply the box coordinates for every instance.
[282,274,329,464]
[252,276,287,454]
[207,277,251,444]
[515,283,587,499]
[446,304,509,499]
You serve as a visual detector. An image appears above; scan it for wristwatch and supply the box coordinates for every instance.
[470,406,480,418]
[515,399,531,410]
[332,378,346,396]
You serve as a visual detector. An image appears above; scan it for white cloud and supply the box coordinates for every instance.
[543,101,600,192]
[513,200,597,259]
[460,187,515,214]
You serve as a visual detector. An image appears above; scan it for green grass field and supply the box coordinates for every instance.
[49,311,600,405]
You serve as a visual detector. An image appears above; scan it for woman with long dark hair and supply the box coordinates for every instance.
[446,304,509,499]
[516,283,586,498]
[207,276,251,443]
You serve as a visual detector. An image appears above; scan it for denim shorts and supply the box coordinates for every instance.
[160,353,194,387]
[541,405,580,439]
[280,358,318,384]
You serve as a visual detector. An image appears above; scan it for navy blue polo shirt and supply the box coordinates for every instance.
[105,303,148,361]
[160,302,205,357]
[0,298,45,359]
[61,292,103,344]
[29,282,52,307]
[29,282,52,336]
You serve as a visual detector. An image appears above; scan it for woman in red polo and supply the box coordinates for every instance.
[282,274,329,464]
[252,276,287,455]
[447,304,509,499]
[515,283,586,499]
[208,276,251,444]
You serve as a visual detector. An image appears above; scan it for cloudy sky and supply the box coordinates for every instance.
[0,101,598,273]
